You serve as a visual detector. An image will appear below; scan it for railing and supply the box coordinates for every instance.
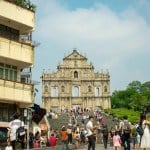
[0,37,34,66]
[0,78,34,103]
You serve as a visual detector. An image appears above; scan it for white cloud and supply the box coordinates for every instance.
[31,0,150,95]
[34,1,150,54]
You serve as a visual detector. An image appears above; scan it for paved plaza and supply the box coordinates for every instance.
[78,143,108,150]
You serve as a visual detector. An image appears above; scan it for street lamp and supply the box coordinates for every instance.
[24,108,33,150]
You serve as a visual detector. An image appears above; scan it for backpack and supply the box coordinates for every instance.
[16,126,26,142]
[103,126,108,136]
[136,125,144,136]
[123,120,131,134]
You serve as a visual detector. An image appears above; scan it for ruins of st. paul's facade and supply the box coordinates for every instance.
[42,49,111,112]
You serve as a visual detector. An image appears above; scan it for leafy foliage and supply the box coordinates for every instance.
[5,0,36,11]
[106,108,140,123]
[111,80,150,112]
[127,81,142,93]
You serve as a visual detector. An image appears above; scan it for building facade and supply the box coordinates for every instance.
[0,0,35,124]
[42,49,111,112]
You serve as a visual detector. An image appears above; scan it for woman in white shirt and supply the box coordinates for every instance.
[140,113,150,150]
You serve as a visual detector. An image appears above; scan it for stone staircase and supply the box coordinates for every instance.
[47,113,70,130]
[47,112,119,131]
[46,111,119,149]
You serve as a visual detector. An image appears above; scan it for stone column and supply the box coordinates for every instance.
[82,98,84,110]
[70,97,72,110]
[59,97,61,112]
[92,97,95,111]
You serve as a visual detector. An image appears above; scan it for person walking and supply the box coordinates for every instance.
[140,113,150,150]
[109,127,115,149]
[119,115,131,150]
[86,115,96,150]
[102,124,109,149]
[33,131,41,148]
[113,131,121,150]
[74,131,81,149]
[61,126,70,150]
[8,112,25,150]
[49,133,57,147]
[67,124,73,145]
[132,125,140,149]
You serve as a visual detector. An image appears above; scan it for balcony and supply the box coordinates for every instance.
[0,0,35,33]
[0,37,34,68]
[0,78,34,104]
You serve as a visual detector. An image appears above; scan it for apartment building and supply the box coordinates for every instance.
[0,0,35,125]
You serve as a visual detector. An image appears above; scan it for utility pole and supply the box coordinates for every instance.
[27,109,30,150]
[26,108,34,150]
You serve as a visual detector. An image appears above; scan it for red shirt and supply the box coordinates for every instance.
[49,136,57,147]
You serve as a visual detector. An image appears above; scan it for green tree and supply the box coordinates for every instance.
[141,81,150,92]
[127,80,142,93]
[111,80,150,111]
[130,93,147,111]
[111,89,136,109]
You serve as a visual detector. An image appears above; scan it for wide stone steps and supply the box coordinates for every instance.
[47,112,118,131]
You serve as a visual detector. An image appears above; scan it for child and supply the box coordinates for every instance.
[113,131,121,150]
[49,133,57,147]
[5,139,13,150]
[74,131,80,149]
[33,131,41,148]
[109,127,115,149]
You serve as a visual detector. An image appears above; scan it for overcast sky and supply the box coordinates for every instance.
[30,0,150,105]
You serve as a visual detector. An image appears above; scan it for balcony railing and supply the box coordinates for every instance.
[0,78,34,104]
[0,37,34,67]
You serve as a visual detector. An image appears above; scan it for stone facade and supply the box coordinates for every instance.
[42,49,111,112]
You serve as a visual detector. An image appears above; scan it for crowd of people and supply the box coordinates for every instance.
[1,108,150,150]
[47,108,150,150]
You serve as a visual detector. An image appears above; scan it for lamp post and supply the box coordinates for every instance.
[24,108,30,150]
[27,109,30,150]
[25,108,33,150]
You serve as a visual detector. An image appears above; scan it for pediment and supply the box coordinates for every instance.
[63,49,87,60]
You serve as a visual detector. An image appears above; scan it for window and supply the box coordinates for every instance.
[74,61,77,67]
[5,69,8,80]
[61,86,65,92]
[14,71,17,81]
[44,85,48,93]
[74,71,78,78]
[51,86,58,97]
[0,63,17,81]
[73,86,79,97]
[0,68,4,78]
[0,24,19,41]
[88,86,92,92]
[9,70,13,80]
[95,87,100,96]
[104,86,107,92]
